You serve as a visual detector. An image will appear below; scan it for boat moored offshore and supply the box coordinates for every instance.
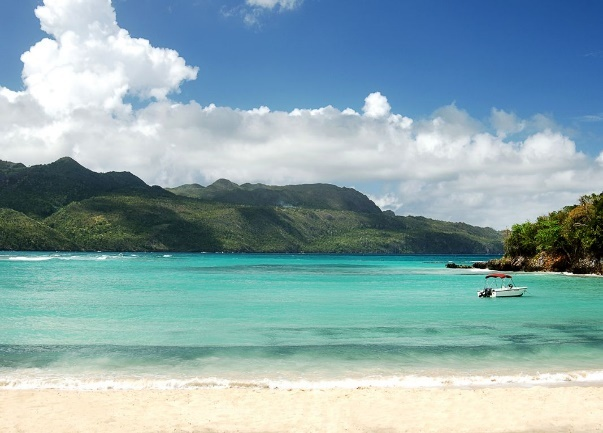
[477,273,527,298]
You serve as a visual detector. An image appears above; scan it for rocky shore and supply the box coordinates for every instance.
[448,253,603,275]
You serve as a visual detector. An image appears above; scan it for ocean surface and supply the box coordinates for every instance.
[1,252,602,390]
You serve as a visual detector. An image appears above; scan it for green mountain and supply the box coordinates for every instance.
[0,157,168,218]
[0,158,504,253]
[168,180,382,214]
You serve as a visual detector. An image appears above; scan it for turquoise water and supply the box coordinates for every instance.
[1,252,602,389]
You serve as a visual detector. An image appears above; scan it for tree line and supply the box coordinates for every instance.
[502,193,603,273]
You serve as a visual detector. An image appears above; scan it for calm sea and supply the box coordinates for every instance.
[1,252,602,390]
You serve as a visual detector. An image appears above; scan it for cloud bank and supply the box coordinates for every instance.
[1,0,602,229]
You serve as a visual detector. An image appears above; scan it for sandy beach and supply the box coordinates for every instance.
[1,386,602,433]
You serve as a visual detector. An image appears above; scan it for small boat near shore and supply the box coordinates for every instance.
[477,273,527,298]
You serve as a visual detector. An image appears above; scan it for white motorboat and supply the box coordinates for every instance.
[477,273,527,298]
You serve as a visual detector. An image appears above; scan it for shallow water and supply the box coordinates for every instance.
[1,252,602,389]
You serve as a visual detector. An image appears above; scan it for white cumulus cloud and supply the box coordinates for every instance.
[363,92,391,119]
[1,0,602,230]
[19,0,197,117]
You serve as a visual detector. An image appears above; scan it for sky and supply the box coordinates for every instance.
[1,0,603,229]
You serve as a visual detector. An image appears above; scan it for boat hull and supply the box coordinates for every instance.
[478,287,527,297]
[477,274,528,298]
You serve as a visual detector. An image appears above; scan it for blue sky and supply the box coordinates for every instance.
[1,0,603,229]
[114,1,601,137]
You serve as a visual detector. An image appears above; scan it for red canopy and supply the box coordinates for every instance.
[486,273,512,279]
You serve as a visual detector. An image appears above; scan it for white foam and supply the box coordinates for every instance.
[8,256,54,261]
[2,370,603,391]
[2,253,142,262]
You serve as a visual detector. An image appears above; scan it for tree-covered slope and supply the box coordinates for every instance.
[44,195,222,252]
[0,157,168,218]
[168,180,382,214]
[0,157,504,253]
[0,208,77,250]
[488,193,603,273]
[41,194,502,253]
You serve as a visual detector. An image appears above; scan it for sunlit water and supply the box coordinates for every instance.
[1,252,602,389]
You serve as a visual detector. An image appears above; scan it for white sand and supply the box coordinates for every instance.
[1,386,602,433]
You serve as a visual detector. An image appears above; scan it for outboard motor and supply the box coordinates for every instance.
[478,288,493,298]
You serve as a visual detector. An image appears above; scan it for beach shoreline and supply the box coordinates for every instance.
[1,386,602,433]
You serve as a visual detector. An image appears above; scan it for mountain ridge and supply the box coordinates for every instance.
[167,180,382,214]
[0,156,169,218]
[0,157,504,254]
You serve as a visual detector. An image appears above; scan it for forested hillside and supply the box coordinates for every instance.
[0,157,504,254]
[167,181,383,214]
[489,193,603,273]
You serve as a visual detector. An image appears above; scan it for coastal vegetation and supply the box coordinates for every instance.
[0,157,503,254]
[489,193,603,274]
